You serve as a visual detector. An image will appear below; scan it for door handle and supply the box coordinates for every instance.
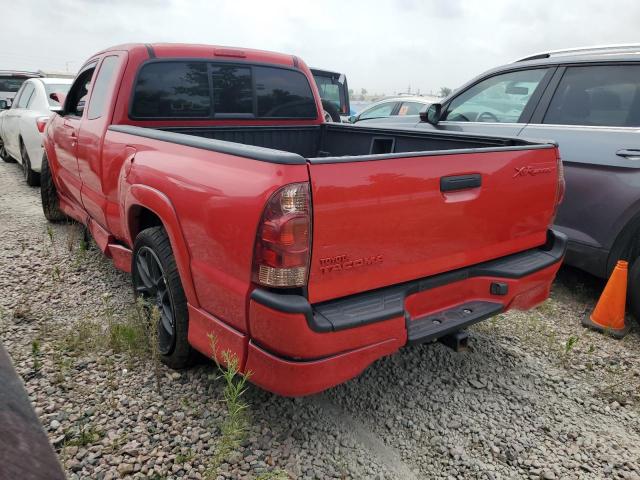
[616,149,640,160]
[440,173,482,192]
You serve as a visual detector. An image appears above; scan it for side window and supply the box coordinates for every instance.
[398,102,424,116]
[359,102,397,120]
[66,65,97,117]
[444,69,548,123]
[87,56,119,120]
[254,66,316,118]
[131,62,210,118]
[16,83,35,108]
[543,65,640,127]
[10,84,26,108]
[211,65,252,115]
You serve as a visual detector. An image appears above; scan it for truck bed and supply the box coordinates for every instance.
[109,123,554,163]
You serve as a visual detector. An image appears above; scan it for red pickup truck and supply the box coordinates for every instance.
[41,43,567,396]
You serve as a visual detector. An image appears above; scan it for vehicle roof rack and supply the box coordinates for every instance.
[514,44,640,62]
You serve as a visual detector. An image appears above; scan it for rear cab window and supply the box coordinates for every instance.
[543,65,640,127]
[130,61,317,119]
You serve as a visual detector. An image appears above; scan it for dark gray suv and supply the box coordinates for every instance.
[366,45,640,318]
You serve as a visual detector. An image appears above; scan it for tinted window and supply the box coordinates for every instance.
[132,62,210,118]
[211,65,252,114]
[544,65,640,127]
[255,66,316,118]
[16,83,34,108]
[445,69,547,123]
[359,102,396,120]
[0,77,26,93]
[88,56,119,119]
[45,83,72,106]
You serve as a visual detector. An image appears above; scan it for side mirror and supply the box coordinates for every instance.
[49,92,67,106]
[420,103,442,125]
[348,115,357,123]
[0,99,9,110]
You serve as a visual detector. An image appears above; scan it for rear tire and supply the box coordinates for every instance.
[0,141,15,163]
[40,153,67,222]
[21,141,40,187]
[628,259,640,324]
[132,226,195,369]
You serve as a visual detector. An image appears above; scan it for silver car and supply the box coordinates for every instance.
[349,95,438,123]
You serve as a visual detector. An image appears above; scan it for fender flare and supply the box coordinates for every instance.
[124,184,200,308]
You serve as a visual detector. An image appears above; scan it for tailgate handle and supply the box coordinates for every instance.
[440,174,481,192]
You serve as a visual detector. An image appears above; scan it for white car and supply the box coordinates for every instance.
[0,77,72,185]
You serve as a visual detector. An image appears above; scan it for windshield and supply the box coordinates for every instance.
[45,83,72,106]
[0,77,27,93]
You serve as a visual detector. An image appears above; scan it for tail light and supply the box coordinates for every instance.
[253,183,312,288]
[36,116,49,133]
[551,153,566,223]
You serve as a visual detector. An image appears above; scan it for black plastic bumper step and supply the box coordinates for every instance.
[407,301,503,345]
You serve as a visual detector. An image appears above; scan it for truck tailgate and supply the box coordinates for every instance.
[307,147,559,304]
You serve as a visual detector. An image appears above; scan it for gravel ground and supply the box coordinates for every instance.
[1,159,640,480]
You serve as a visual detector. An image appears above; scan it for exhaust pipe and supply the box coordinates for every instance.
[438,330,469,352]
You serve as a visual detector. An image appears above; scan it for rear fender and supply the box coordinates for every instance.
[124,184,200,307]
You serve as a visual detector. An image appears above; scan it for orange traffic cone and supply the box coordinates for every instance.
[582,260,630,339]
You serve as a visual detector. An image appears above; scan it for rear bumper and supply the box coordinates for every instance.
[246,229,567,396]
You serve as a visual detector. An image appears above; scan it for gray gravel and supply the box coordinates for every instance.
[1,159,640,480]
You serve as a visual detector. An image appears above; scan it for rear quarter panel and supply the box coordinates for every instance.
[111,131,309,332]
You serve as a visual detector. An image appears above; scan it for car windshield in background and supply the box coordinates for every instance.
[131,61,317,119]
[0,77,27,93]
[45,83,72,106]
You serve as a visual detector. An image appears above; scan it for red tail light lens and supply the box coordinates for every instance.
[253,183,311,288]
[36,116,49,133]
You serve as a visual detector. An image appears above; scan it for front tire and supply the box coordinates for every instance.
[21,141,40,187]
[40,153,67,222]
[132,226,194,369]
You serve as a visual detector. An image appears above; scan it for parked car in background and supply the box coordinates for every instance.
[374,44,640,320]
[41,43,565,396]
[348,95,435,123]
[0,77,73,185]
[310,68,350,122]
[0,71,42,107]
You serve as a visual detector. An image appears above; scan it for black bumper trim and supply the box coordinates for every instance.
[251,229,567,333]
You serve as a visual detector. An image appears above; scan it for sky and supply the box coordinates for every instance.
[1,0,640,96]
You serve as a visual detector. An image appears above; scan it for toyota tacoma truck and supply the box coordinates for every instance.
[41,43,567,397]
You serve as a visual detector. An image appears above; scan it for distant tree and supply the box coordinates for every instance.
[439,87,452,97]
[348,88,354,95]
[360,88,368,96]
